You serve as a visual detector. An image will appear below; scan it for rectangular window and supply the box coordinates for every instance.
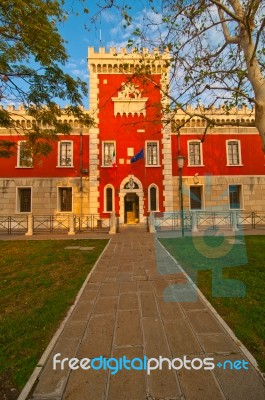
[190,186,203,210]
[227,141,240,165]
[229,185,241,209]
[146,142,158,165]
[188,141,202,165]
[17,141,32,167]
[58,141,73,166]
[17,188,32,212]
[58,187,72,212]
[103,142,115,166]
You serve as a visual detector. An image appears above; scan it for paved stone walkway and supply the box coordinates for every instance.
[26,225,264,400]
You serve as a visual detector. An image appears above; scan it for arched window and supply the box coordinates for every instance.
[149,185,158,211]
[105,186,114,212]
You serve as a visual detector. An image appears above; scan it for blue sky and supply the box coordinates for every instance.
[59,0,162,108]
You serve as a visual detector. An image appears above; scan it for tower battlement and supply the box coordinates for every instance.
[88,47,169,75]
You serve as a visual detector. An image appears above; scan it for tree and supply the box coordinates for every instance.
[95,0,265,150]
[0,0,93,159]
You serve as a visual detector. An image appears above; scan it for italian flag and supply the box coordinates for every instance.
[112,149,117,167]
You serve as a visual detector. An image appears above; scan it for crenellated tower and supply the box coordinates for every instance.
[87,47,173,222]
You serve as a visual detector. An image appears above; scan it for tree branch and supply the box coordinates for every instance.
[250,17,265,66]
[218,8,240,44]
[210,0,243,23]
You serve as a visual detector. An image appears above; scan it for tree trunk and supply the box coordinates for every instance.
[239,24,265,152]
[255,103,265,152]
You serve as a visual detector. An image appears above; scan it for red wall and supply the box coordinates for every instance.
[171,133,265,177]
[0,134,89,178]
[97,74,164,215]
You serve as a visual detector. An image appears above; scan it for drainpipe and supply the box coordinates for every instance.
[79,129,83,218]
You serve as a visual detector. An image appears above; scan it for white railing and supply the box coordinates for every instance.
[149,211,265,233]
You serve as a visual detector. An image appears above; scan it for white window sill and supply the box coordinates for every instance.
[56,166,74,168]
[226,164,244,167]
[187,164,205,167]
[16,166,33,169]
[145,164,161,167]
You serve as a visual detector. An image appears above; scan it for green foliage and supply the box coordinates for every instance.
[0,0,94,158]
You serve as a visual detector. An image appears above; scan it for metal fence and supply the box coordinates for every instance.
[0,214,111,235]
[152,211,265,232]
[153,212,192,231]
[74,215,110,232]
[196,212,232,230]
[0,216,28,234]
[33,215,70,232]
[237,211,265,229]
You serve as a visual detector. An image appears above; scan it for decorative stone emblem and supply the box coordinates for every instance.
[112,82,148,116]
[124,177,139,189]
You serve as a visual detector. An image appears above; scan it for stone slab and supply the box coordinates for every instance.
[108,347,146,400]
[140,292,159,317]
[157,297,185,321]
[99,282,119,297]
[164,319,202,356]
[119,282,137,293]
[142,317,170,357]
[63,368,108,400]
[186,310,225,334]
[118,292,139,310]
[92,296,118,316]
[114,310,142,347]
[197,333,241,354]
[77,314,115,358]
[178,367,224,400]
[33,338,80,398]
[212,353,265,400]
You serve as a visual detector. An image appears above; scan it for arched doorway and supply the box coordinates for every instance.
[119,175,144,224]
[124,193,139,224]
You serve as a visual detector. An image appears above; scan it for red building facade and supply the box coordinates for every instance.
[0,48,264,226]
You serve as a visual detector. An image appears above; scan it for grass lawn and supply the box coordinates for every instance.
[0,239,108,396]
[159,234,265,372]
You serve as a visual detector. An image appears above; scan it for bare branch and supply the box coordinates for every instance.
[250,17,265,66]
[210,0,243,22]
[218,8,240,43]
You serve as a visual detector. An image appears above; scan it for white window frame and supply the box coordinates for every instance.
[228,184,244,210]
[102,141,116,167]
[16,187,32,213]
[17,141,33,168]
[148,184,159,211]
[57,187,73,213]
[188,140,203,166]
[189,185,205,210]
[226,140,242,166]
[145,141,160,167]
[104,184,115,212]
[57,140,73,167]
